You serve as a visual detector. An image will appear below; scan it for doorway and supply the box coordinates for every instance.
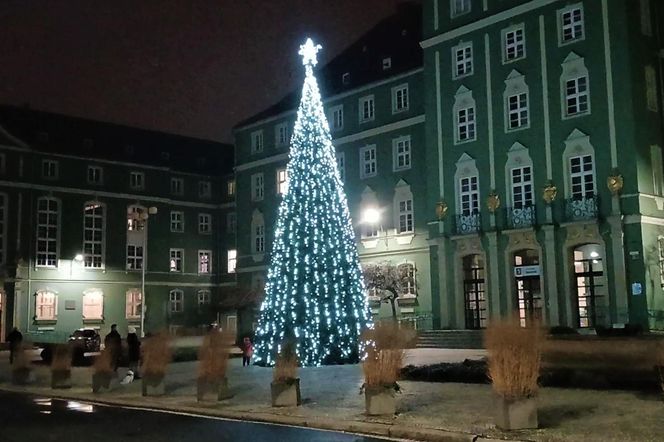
[513,249,542,327]
[573,244,606,328]
[462,254,486,329]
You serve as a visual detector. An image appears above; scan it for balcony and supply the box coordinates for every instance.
[454,212,481,235]
[564,195,599,222]
[505,205,537,229]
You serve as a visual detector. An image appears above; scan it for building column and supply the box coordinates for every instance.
[486,232,501,319]
[542,225,560,326]
[608,212,629,324]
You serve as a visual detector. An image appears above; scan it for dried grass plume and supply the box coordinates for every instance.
[361,321,411,389]
[198,331,233,382]
[50,345,72,372]
[141,332,172,377]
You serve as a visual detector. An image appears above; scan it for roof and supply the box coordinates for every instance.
[234,1,422,129]
[0,105,234,176]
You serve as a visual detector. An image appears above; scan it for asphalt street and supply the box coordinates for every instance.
[0,392,395,442]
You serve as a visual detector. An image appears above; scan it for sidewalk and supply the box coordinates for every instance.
[0,350,661,442]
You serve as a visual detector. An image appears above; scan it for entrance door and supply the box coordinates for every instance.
[573,244,605,328]
[514,250,542,327]
[463,255,486,329]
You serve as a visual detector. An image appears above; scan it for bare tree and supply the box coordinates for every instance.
[362,262,415,321]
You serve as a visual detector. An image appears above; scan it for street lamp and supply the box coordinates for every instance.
[360,207,387,246]
[70,253,84,278]
[128,206,157,337]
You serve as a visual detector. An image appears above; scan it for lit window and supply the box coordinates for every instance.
[126,245,143,270]
[329,105,344,131]
[227,179,236,196]
[251,130,264,154]
[507,92,529,130]
[227,212,237,234]
[451,0,471,17]
[198,213,211,234]
[559,4,584,44]
[565,76,589,117]
[277,168,289,195]
[398,198,414,233]
[360,145,377,179]
[82,289,103,320]
[87,166,103,185]
[169,289,183,313]
[198,181,211,199]
[197,290,211,306]
[169,249,183,273]
[170,211,184,233]
[459,176,479,215]
[392,84,409,113]
[503,26,525,62]
[35,290,57,320]
[569,155,595,200]
[227,249,237,273]
[127,205,146,231]
[83,203,104,268]
[275,123,289,148]
[130,171,144,190]
[457,106,476,142]
[453,43,473,78]
[198,250,211,274]
[251,173,264,201]
[393,136,411,171]
[397,263,416,295]
[359,95,375,123]
[170,177,184,196]
[125,289,142,319]
[36,197,59,267]
[42,159,59,180]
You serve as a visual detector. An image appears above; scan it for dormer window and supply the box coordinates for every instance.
[382,57,392,70]
[342,72,350,85]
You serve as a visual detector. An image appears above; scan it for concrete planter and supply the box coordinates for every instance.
[270,378,301,407]
[142,374,166,397]
[495,396,538,430]
[92,371,117,393]
[11,367,32,386]
[364,385,397,416]
[51,369,72,389]
[197,377,233,402]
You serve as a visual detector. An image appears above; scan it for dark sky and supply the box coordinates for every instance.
[0,0,409,143]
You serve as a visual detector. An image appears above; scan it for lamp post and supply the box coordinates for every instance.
[128,206,157,337]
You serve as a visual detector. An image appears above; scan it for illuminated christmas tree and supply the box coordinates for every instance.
[253,38,372,367]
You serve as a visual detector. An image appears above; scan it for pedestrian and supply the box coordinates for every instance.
[104,324,122,371]
[7,327,23,365]
[241,336,253,367]
[126,326,141,380]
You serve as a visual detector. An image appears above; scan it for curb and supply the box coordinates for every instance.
[0,385,526,442]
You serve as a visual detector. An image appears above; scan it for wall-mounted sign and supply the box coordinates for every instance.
[514,265,541,277]
[631,282,643,296]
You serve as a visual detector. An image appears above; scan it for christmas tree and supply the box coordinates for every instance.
[253,38,372,367]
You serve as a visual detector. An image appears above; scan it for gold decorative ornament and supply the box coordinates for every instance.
[486,191,500,213]
[435,200,448,220]
[607,170,624,195]
[543,182,557,204]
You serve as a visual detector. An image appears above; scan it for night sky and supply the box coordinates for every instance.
[0,0,410,143]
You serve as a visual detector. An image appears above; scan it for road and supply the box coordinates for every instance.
[0,392,397,442]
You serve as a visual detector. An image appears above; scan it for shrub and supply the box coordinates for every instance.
[273,341,298,383]
[485,319,543,400]
[361,321,411,390]
[93,348,114,375]
[50,345,71,372]
[198,331,233,383]
[141,332,172,378]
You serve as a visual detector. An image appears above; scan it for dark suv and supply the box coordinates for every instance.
[68,328,101,353]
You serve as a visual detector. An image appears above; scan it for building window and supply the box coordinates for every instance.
[126,245,143,270]
[564,76,589,117]
[463,255,486,329]
[227,212,237,234]
[658,237,664,288]
[275,122,289,148]
[503,26,525,62]
[398,198,414,233]
[35,290,57,320]
[170,211,184,233]
[169,248,183,273]
[125,289,142,319]
[275,168,288,195]
[453,42,473,78]
[42,159,59,180]
[359,95,375,123]
[559,4,584,44]
[171,177,184,196]
[36,197,59,267]
[646,65,659,112]
[397,263,416,295]
[507,92,529,130]
[393,136,411,171]
[254,224,265,254]
[82,289,103,320]
[450,0,471,17]
[126,205,146,232]
[169,289,184,313]
[227,179,236,197]
[251,130,264,154]
[130,171,144,190]
[0,193,6,265]
[360,145,377,179]
[382,57,392,70]
[227,249,237,273]
[197,290,211,307]
[569,155,595,199]
[87,165,103,185]
[336,152,345,182]
[457,106,476,142]
[392,84,409,113]
[198,213,211,234]
[198,250,211,274]
[342,72,350,85]
[459,176,479,215]
[83,203,104,268]
[329,105,344,131]
[363,220,379,238]
[251,173,264,201]
[198,181,211,199]
[511,166,533,208]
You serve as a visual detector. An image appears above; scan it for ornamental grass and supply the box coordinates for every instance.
[361,321,411,389]
[93,348,114,375]
[141,332,172,378]
[273,341,298,383]
[485,318,543,401]
[198,331,233,383]
[50,344,71,372]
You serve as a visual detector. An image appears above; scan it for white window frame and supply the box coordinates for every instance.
[227,179,236,197]
[502,25,526,63]
[198,180,211,199]
[170,177,184,196]
[87,165,103,185]
[35,290,57,321]
[36,197,60,268]
[452,42,473,79]
[82,289,103,320]
[359,95,375,123]
[397,262,417,296]
[275,122,289,148]
[450,0,471,18]
[398,198,414,233]
[83,202,105,269]
[198,213,211,234]
[558,3,585,46]
[511,166,534,208]
[126,244,143,271]
[169,248,184,273]
[564,76,589,118]
[169,289,184,314]
[227,249,237,274]
[336,151,345,182]
[251,210,265,255]
[459,176,480,216]
[329,104,344,132]
[456,106,476,143]
[129,171,144,190]
[393,136,412,171]
[251,130,264,154]
[659,236,664,288]
[569,154,595,200]
[197,289,211,307]
[198,250,212,274]
[170,211,184,233]
[507,92,529,131]
[392,84,409,113]
[125,289,142,319]
[382,57,392,70]
[560,53,590,119]
[251,173,264,201]
[227,212,237,234]
[276,168,288,195]
[42,159,59,180]
[359,145,377,179]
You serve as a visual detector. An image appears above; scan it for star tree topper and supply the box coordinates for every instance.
[299,38,322,68]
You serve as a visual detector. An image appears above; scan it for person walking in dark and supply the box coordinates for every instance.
[126,326,141,379]
[241,336,253,367]
[7,327,23,365]
[104,324,122,370]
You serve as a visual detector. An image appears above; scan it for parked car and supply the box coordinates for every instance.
[68,328,101,353]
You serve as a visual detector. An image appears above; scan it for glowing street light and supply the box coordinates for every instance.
[361,207,381,225]
[74,254,84,263]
